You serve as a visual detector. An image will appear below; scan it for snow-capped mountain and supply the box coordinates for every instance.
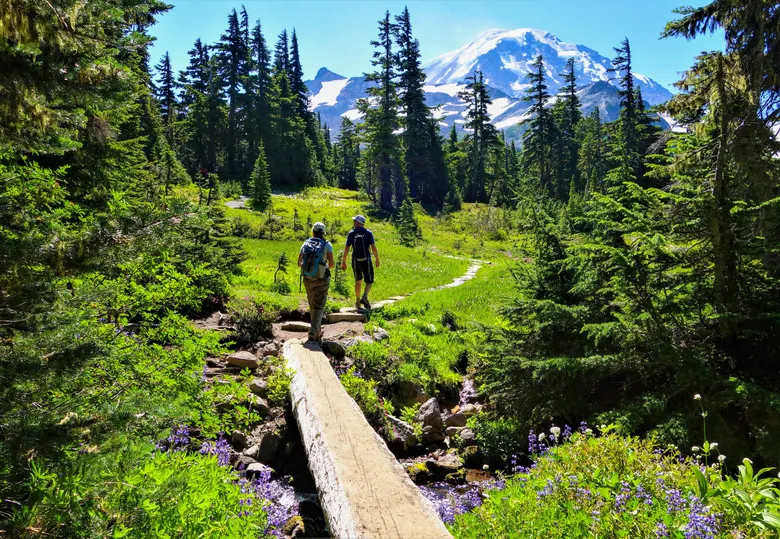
[306,28,674,141]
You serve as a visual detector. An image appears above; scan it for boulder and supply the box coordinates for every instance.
[283,515,305,538]
[249,378,268,396]
[233,454,258,470]
[387,415,418,452]
[460,445,483,468]
[415,398,444,444]
[205,357,223,368]
[459,403,480,417]
[245,462,275,480]
[281,321,310,332]
[342,335,374,348]
[248,395,270,416]
[404,462,434,484]
[232,429,249,450]
[459,428,477,447]
[395,380,429,408]
[445,426,464,438]
[373,328,390,341]
[226,351,259,369]
[444,413,467,428]
[258,341,281,357]
[253,431,282,463]
[321,340,346,358]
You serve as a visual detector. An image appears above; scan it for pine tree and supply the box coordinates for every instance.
[521,55,556,197]
[178,38,210,111]
[335,117,360,190]
[251,141,272,210]
[457,70,499,202]
[217,8,249,180]
[551,57,582,192]
[154,52,179,129]
[273,30,289,77]
[359,11,404,211]
[289,30,310,118]
[577,108,607,192]
[394,7,443,204]
[607,38,641,184]
[245,19,274,178]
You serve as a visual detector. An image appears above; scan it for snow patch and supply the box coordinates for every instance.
[422,83,466,97]
[486,97,513,120]
[341,109,362,121]
[309,78,350,108]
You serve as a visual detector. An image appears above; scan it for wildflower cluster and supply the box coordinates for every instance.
[155,424,191,453]
[419,479,506,524]
[199,434,231,466]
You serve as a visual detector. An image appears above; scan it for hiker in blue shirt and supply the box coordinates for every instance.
[298,222,334,342]
[340,215,380,310]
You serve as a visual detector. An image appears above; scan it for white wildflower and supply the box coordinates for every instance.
[710,442,718,449]
[538,432,546,442]
[692,446,700,452]
[550,426,561,437]
[585,428,593,435]
[718,455,726,462]
[693,394,701,400]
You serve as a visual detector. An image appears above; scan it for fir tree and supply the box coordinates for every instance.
[521,55,556,197]
[607,38,641,183]
[178,38,210,111]
[359,11,404,211]
[335,117,360,190]
[273,30,289,77]
[457,70,499,202]
[245,19,274,177]
[394,7,443,204]
[551,57,582,192]
[289,29,310,118]
[577,108,607,192]
[154,52,179,129]
[251,141,272,210]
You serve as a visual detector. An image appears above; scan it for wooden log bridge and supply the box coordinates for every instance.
[283,339,452,539]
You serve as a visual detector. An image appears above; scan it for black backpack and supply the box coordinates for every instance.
[352,229,369,262]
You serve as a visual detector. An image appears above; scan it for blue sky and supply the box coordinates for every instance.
[150,0,724,91]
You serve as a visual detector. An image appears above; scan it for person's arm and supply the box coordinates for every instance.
[327,250,335,269]
[341,245,350,270]
[298,251,304,267]
[371,244,380,268]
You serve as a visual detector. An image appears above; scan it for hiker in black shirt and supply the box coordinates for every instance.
[341,214,380,310]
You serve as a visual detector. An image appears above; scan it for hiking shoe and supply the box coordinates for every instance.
[360,297,371,310]
[355,301,362,311]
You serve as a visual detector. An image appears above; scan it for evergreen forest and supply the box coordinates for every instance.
[2,0,780,537]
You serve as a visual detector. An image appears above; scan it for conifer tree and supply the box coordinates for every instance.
[607,38,641,184]
[245,19,274,177]
[551,57,582,192]
[178,38,211,112]
[335,117,360,190]
[457,70,499,202]
[154,52,179,129]
[359,11,404,210]
[394,7,443,204]
[217,8,249,180]
[273,30,290,77]
[577,108,607,192]
[289,30,310,118]
[521,55,556,196]
[251,141,272,210]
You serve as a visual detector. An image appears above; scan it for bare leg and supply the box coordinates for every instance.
[355,280,362,305]
[362,282,372,301]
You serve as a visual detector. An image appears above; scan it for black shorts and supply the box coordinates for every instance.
[352,258,374,284]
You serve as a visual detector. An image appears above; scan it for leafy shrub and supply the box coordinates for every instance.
[340,368,393,436]
[333,264,350,296]
[197,370,264,438]
[269,278,291,295]
[267,361,294,406]
[228,296,275,343]
[400,403,424,439]
[219,180,244,200]
[441,310,460,331]
[469,414,527,467]
[348,341,392,381]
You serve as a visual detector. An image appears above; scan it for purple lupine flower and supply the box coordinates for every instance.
[528,430,539,454]
[536,479,554,499]
[167,424,190,451]
[656,522,669,537]
[562,424,573,441]
[665,487,686,514]
[614,481,632,512]
[684,496,720,538]
[579,421,588,434]
[636,484,653,506]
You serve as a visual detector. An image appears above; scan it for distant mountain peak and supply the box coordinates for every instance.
[314,67,346,82]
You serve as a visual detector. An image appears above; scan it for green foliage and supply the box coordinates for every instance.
[469,415,527,467]
[227,296,275,343]
[197,370,265,438]
[400,403,424,439]
[251,142,272,210]
[340,368,393,436]
[266,361,294,407]
[396,199,423,246]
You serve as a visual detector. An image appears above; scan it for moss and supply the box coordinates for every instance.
[460,445,483,468]
[445,468,467,485]
[405,462,432,483]
[283,515,304,535]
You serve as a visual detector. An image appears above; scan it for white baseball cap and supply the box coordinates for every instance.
[352,215,366,224]
[313,222,326,232]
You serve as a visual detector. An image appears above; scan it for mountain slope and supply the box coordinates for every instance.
[306,28,674,140]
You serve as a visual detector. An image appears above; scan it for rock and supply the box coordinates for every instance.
[459,403,480,417]
[445,426,464,438]
[444,413,467,428]
[205,357,222,368]
[321,340,346,358]
[281,321,310,332]
[283,515,305,538]
[434,453,464,472]
[445,468,467,485]
[395,380,429,408]
[249,378,268,396]
[459,428,477,447]
[245,462,275,479]
[342,335,374,348]
[326,312,366,323]
[259,341,280,356]
[249,395,270,416]
[373,328,390,341]
[254,431,282,463]
[234,454,258,470]
[460,445,483,468]
[243,444,260,459]
[226,351,259,369]
[405,462,434,484]
[232,429,249,450]
[387,415,418,452]
[415,398,444,444]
